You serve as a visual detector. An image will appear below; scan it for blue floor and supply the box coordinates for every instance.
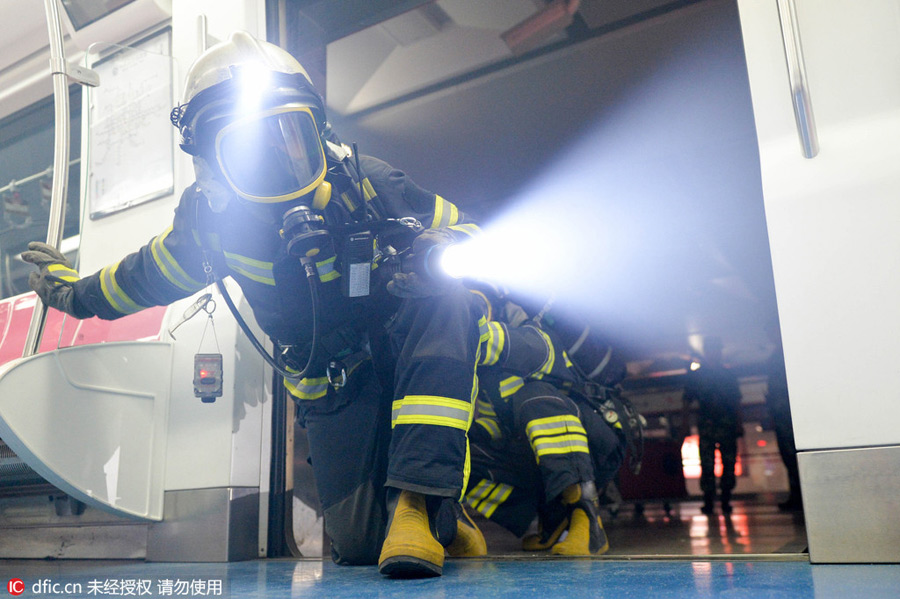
[2,557,899,598]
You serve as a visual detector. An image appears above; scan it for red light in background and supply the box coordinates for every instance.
[756,439,767,447]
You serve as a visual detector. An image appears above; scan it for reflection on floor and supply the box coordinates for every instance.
[9,494,900,599]
[4,554,900,599]
[477,493,809,558]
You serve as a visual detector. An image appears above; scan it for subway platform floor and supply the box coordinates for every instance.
[1,497,898,598]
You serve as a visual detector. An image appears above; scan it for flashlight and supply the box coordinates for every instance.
[397,243,465,282]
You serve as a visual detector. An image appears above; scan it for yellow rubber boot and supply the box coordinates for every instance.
[521,516,569,551]
[446,504,488,557]
[378,490,445,578]
[550,482,610,556]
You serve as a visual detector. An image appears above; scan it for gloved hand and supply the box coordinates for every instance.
[20,241,85,318]
[387,228,457,299]
[411,226,456,254]
[388,271,445,298]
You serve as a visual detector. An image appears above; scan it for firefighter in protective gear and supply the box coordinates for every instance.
[464,287,630,556]
[682,336,742,515]
[23,31,486,578]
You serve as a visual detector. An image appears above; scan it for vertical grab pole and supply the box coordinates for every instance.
[776,0,819,159]
[23,0,72,357]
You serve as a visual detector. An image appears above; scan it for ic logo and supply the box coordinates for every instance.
[7,579,24,596]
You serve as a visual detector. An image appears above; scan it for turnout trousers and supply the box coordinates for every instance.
[466,380,625,537]
[295,286,483,564]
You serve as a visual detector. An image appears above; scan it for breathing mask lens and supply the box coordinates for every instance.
[216,107,325,202]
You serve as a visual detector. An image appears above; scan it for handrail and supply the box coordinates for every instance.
[776,0,819,159]
[0,160,80,196]
[23,0,74,358]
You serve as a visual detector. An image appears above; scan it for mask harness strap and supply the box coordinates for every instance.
[194,194,319,380]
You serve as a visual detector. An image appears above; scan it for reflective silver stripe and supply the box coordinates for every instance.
[469,482,513,518]
[499,376,524,398]
[223,252,275,285]
[285,376,329,400]
[478,316,490,343]
[588,346,614,380]
[481,321,505,366]
[448,223,481,238]
[47,263,79,283]
[466,480,493,508]
[533,434,590,457]
[476,397,497,417]
[316,255,340,282]
[475,417,502,440]
[430,195,458,229]
[567,325,590,356]
[526,415,585,440]
[536,329,555,377]
[151,227,204,292]
[391,396,472,430]
[99,263,145,315]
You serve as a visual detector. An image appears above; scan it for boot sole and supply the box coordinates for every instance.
[379,555,443,578]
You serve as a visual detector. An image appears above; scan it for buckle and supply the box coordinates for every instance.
[326,360,347,389]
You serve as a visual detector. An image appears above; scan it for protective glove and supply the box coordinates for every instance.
[20,241,85,318]
[387,228,457,299]
[410,226,456,255]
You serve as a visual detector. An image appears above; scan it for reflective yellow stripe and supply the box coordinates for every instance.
[47,263,79,283]
[315,255,340,282]
[533,435,591,461]
[476,397,496,417]
[285,376,329,400]
[340,191,357,212]
[430,195,459,229]
[481,321,505,366]
[499,375,524,398]
[526,414,589,463]
[447,223,481,237]
[224,252,275,285]
[150,226,204,292]
[391,396,473,431]
[362,177,377,201]
[467,482,513,518]
[475,417,502,440]
[530,329,555,379]
[466,480,493,507]
[99,263,145,315]
[526,415,586,440]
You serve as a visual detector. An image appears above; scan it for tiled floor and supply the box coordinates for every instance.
[2,496,898,598]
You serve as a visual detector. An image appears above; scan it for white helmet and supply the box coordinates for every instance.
[171,31,328,204]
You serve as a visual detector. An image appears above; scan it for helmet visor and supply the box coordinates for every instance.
[215,106,325,202]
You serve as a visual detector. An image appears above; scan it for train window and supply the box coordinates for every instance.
[0,86,81,300]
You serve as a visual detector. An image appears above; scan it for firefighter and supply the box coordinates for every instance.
[23,32,487,578]
[682,336,743,515]
[465,287,631,555]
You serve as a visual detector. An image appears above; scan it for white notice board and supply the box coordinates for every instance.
[88,30,174,219]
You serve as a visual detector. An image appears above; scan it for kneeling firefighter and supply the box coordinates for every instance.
[23,32,487,578]
[465,287,642,555]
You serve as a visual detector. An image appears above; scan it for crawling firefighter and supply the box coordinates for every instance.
[465,285,643,555]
